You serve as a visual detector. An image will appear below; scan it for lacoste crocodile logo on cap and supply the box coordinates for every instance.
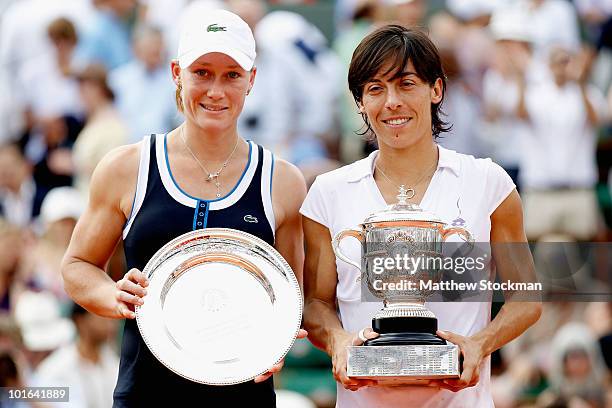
[177,9,256,70]
[207,23,227,32]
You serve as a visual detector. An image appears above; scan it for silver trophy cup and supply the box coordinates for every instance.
[333,186,472,384]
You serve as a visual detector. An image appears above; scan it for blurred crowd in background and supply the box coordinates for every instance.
[1,0,612,407]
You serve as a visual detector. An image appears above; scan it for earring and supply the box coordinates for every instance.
[176,80,184,111]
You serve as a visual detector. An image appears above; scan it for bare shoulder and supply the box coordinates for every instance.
[272,158,306,190]
[271,158,307,222]
[491,189,526,242]
[491,189,522,221]
[89,142,142,218]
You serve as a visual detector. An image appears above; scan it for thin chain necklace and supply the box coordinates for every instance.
[375,158,438,200]
[179,126,240,198]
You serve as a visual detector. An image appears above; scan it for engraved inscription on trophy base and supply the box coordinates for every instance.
[347,344,460,385]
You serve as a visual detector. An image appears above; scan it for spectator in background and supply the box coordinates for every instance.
[76,0,138,70]
[13,291,75,371]
[72,64,128,196]
[481,6,546,189]
[109,24,178,143]
[524,0,581,59]
[27,115,79,205]
[540,322,607,407]
[0,352,19,387]
[578,1,612,93]
[430,11,485,157]
[520,45,608,241]
[445,0,504,25]
[0,0,94,145]
[383,0,427,28]
[21,187,84,305]
[0,0,94,77]
[0,219,28,313]
[335,0,367,30]
[442,2,498,116]
[0,145,38,226]
[138,0,189,52]
[18,18,85,208]
[229,0,294,157]
[333,0,380,163]
[0,316,31,407]
[585,302,612,372]
[36,303,118,408]
[0,352,27,408]
[574,0,612,47]
[19,17,85,132]
[253,9,343,164]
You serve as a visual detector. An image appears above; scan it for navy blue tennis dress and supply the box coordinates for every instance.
[114,134,277,407]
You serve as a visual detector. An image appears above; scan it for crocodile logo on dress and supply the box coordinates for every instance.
[243,215,258,223]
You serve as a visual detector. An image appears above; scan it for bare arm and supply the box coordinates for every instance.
[271,159,307,286]
[436,190,542,390]
[515,77,530,121]
[572,49,599,126]
[579,84,600,126]
[471,190,542,355]
[302,216,343,353]
[303,216,377,391]
[61,143,146,319]
[253,158,307,383]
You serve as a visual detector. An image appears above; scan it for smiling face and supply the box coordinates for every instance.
[348,26,449,145]
[358,59,443,150]
[172,52,256,134]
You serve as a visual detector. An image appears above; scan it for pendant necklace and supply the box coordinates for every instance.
[375,159,438,201]
[180,127,239,198]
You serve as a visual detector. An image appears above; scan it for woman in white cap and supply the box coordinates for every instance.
[61,9,306,407]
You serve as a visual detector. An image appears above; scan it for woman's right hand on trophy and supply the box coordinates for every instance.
[330,328,379,391]
[113,268,149,319]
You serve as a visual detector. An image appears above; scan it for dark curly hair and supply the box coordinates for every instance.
[348,25,451,139]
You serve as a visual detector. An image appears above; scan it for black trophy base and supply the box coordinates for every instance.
[364,316,447,346]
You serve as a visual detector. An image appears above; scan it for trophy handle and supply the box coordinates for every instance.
[441,227,475,255]
[332,228,363,271]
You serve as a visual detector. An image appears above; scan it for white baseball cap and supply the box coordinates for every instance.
[489,5,533,43]
[177,9,256,71]
[40,187,85,225]
[14,291,75,351]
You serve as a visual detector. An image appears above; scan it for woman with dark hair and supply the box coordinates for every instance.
[61,9,306,407]
[301,25,542,407]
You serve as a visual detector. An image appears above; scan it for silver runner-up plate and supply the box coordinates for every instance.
[135,228,303,385]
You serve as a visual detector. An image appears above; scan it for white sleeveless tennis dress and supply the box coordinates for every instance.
[300,145,515,408]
